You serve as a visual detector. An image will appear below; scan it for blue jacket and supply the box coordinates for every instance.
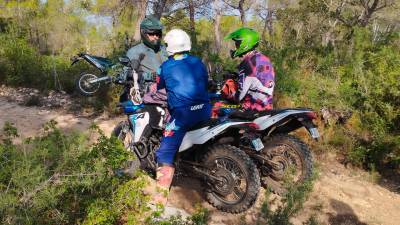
[157,54,210,109]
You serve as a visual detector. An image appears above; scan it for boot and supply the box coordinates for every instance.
[152,165,175,206]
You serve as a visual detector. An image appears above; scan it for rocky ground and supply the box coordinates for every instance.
[1,86,399,225]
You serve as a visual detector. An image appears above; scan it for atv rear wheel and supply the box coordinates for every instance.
[112,121,140,177]
[260,134,313,195]
[203,145,260,213]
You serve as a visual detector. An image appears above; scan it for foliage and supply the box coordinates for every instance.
[146,206,210,225]
[0,32,91,93]
[0,122,209,225]
[0,121,145,224]
[257,24,400,170]
[257,172,316,225]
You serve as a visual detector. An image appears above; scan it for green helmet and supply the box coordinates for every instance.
[224,27,260,58]
[140,16,163,51]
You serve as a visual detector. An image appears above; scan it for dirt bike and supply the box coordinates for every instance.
[210,76,319,195]
[113,101,261,213]
[71,53,135,96]
[76,54,261,213]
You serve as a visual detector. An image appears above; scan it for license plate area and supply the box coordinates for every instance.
[251,138,264,151]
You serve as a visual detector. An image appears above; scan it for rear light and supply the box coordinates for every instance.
[306,112,317,120]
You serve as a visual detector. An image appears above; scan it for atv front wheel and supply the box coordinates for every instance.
[203,145,260,213]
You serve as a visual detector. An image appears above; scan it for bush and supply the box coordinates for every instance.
[0,121,145,224]
[257,173,316,225]
[256,27,400,170]
[0,122,209,225]
[0,33,91,93]
[146,206,209,225]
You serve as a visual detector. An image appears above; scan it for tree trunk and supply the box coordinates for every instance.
[323,19,338,46]
[261,10,273,40]
[238,0,246,26]
[213,0,222,53]
[266,9,273,36]
[153,0,168,19]
[133,0,148,42]
[188,0,197,47]
[261,15,267,41]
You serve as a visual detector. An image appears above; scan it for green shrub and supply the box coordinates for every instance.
[258,178,315,225]
[257,27,400,170]
[146,206,209,225]
[0,33,91,93]
[0,121,144,224]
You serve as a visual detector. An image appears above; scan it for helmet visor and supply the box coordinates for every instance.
[146,29,162,38]
[234,39,242,49]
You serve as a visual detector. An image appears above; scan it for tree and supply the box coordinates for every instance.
[222,0,254,25]
[333,0,396,27]
[213,0,223,53]
[152,0,168,19]
[255,0,277,40]
[186,0,211,47]
[122,0,148,42]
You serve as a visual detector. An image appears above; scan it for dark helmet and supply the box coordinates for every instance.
[140,16,163,51]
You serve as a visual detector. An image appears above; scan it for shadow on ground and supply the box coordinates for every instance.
[378,167,400,194]
[328,199,367,225]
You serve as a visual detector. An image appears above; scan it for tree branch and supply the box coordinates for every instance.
[19,172,102,204]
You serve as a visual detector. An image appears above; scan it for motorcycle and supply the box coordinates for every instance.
[71,53,132,96]
[77,55,261,213]
[210,75,319,195]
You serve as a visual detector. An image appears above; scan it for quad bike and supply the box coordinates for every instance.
[210,75,319,195]
[77,54,261,213]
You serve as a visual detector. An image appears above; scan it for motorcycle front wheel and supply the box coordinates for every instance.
[260,134,313,195]
[112,121,141,177]
[203,145,260,213]
[76,73,101,96]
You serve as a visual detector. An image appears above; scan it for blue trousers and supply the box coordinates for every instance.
[156,103,211,165]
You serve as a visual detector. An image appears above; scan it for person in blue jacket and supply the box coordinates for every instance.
[153,29,211,206]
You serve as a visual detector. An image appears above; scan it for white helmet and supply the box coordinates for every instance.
[164,29,191,56]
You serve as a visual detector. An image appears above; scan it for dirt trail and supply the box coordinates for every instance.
[0,97,123,140]
[1,96,399,225]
